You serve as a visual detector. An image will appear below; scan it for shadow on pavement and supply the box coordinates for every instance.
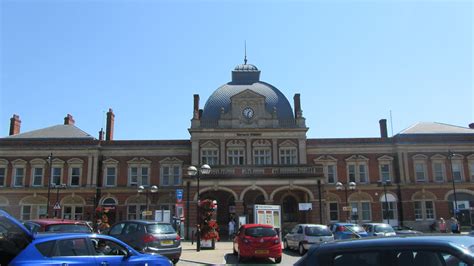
[224,253,278,265]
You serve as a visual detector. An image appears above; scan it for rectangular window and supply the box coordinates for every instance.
[358,164,367,183]
[228,149,244,165]
[425,201,434,219]
[141,167,149,186]
[433,163,444,182]
[253,149,271,165]
[106,167,116,187]
[348,164,356,182]
[202,149,218,166]
[279,148,297,165]
[130,167,138,185]
[173,166,180,185]
[361,202,371,221]
[415,163,426,182]
[0,167,5,187]
[32,167,43,186]
[128,205,138,220]
[21,205,31,220]
[452,162,463,182]
[74,206,83,220]
[329,202,338,221]
[52,167,61,186]
[414,201,423,220]
[129,167,149,186]
[63,206,72,219]
[70,167,80,186]
[380,164,390,182]
[14,167,24,187]
[327,164,336,184]
[38,205,47,218]
[470,162,474,181]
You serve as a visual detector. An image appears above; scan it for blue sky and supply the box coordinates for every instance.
[1,0,472,140]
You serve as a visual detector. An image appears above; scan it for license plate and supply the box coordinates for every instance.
[255,250,269,254]
[161,240,173,245]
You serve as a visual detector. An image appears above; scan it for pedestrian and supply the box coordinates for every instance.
[438,217,446,233]
[228,219,235,240]
[450,217,460,234]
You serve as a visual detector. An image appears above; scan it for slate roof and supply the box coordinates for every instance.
[4,125,95,139]
[398,122,474,135]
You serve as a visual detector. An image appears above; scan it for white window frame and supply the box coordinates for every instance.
[127,204,146,220]
[13,167,25,187]
[105,167,117,187]
[0,160,7,187]
[201,149,219,166]
[433,162,445,182]
[69,167,81,187]
[127,158,151,186]
[413,155,428,183]
[450,157,464,182]
[227,148,245,165]
[328,202,339,222]
[103,158,119,187]
[63,205,84,220]
[32,167,44,187]
[345,155,369,184]
[51,167,63,186]
[161,165,182,186]
[253,148,271,165]
[414,200,435,221]
[279,147,297,165]
[377,156,393,183]
[21,205,32,220]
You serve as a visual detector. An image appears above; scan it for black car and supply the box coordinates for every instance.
[295,235,474,266]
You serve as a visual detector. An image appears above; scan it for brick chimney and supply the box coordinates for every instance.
[9,114,21,136]
[106,108,115,141]
[379,119,388,138]
[193,94,200,119]
[294,93,301,119]
[64,114,75,125]
[469,123,474,129]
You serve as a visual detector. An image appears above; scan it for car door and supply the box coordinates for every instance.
[295,225,304,247]
[286,225,298,248]
[121,222,140,250]
[108,222,126,242]
[48,237,97,266]
[90,237,144,266]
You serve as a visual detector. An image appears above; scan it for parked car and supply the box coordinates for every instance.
[362,223,396,237]
[105,220,181,264]
[233,223,282,263]
[295,234,474,266]
[392,225,423,235]
[0,210,172,266]
[283,224,334,255]
[328,222,369,239]
[23,218,93,233]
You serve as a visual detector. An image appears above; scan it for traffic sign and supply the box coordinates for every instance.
[53,202,61,210]
[142,210,153,216]
[176,189,183,202]
[342,206,351,211]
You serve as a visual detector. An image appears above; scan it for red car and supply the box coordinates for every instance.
[233,223,282,263]
[23,219,93,233]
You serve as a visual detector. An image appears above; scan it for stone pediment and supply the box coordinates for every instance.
[230,89,265,100]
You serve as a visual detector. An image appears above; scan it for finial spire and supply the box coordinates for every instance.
[244,41,247,65]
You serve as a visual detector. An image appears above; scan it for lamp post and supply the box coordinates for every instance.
[46,153,53,218]
[138,185,158,219]
[187,164,211,252]
[380,181,391,224]
[336,181,356,222]
[448,151,459,219]
[54,183,66,218]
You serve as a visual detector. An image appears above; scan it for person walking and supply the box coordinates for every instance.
[438,217,447,233]
[228,219,235,240]
[450,217,460,234]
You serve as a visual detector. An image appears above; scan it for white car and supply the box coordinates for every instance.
[362,223,396,237]
[284,224,334,255]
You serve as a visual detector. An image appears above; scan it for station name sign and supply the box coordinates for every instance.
[236,133,262,137]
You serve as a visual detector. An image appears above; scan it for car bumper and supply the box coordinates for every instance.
[144,246,182,259]
[240,245,282,258]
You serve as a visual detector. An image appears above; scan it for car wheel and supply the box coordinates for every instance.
[275,257,282,264]
[283,240,289,250]
[298,243,306,255]
[171,258,179,264]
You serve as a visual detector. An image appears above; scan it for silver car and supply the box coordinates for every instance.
[107,220,181,264]
[284,224,334,255]
[362,223,396,237]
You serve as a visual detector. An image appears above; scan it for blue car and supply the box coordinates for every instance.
[0,210,172,266]
[328,222,369,240]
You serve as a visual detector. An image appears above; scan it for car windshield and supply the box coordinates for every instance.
[375,225,395,233]
[46,224,92,233]
[306,226,332,236]
[146,224,176,234]
[345,225,365,233]
[245,227,277,237]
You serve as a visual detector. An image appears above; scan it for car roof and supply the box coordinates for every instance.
[363,223,391,226]
[241,223,274,229]
[313,235,473,253]
[114,220,172,225]
[26,219,89,226]
[298,224,328,227]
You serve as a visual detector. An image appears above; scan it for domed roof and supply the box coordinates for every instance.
[201,63,295,127]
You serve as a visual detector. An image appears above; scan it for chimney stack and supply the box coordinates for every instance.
[9,114,21,136]
[469,123,474,129]
[64,114,75,125]
[98,128,104,141]
[106,108,115,141]
[379,119,388,138]
[193,94,200,119]
[294,93,301,119]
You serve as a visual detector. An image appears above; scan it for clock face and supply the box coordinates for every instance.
[242,107,254,119]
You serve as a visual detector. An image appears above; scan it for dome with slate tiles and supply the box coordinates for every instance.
[201,63,295,127]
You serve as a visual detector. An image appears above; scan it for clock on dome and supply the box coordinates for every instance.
[242,107,254,119]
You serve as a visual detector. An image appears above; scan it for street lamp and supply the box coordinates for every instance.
[448,151,459,219]
[138,185,158,219]
[187,164,211,252]
[336,181,356,222]
[380,181,392,224]
[46,153,53,218]
[54,183,66,218]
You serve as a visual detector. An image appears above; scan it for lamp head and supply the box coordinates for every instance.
[150,185,158,193]
[200,164,211,175]
[348,182,356,190]
[187,166,198,176]
[138,185,145,193]
[335,182,343,190]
